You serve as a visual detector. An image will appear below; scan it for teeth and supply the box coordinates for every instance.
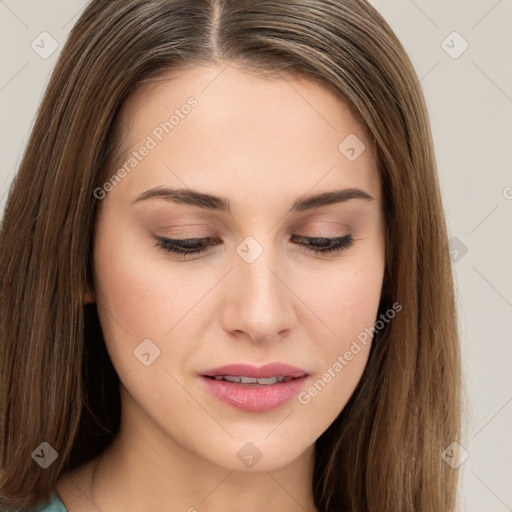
[224,375,241,383]
[255,377,277,384]
[212,375,294,385]
[240,376,259,384]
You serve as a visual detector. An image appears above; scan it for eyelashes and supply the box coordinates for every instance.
[155,236,221,256]
[153,233,354,257]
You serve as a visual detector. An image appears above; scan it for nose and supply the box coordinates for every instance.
[220,236,296,344]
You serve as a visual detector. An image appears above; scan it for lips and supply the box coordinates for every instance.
[199,362,309,379]
[198,362,310,412]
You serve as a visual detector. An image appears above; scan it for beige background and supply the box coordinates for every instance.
[1,1,511,510]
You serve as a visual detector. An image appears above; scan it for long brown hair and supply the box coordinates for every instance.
[0,1,461,510]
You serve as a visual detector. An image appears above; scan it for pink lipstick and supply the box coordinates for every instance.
[198,362,309,412]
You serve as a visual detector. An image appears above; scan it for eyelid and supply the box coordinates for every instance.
[152,224,213,237]
[156,222,349,239]
[293,219,350,235]
[153,232,354,257]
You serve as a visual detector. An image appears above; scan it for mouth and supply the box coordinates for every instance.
[204,375,298,384]
[198,362,310,412]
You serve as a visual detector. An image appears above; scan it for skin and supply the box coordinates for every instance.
[57,63,386,512]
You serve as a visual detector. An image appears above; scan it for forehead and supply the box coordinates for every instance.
[109,64,380,208]
[122,64,371,142]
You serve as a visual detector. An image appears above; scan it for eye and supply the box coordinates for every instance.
[153,234,354,257]
[290,234,354,254]
[154,236,221,256]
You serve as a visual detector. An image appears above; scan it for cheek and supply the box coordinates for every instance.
[92,219,200,382]
[302,252,385,348]
[93,216,201,336]
[296,254,384,413]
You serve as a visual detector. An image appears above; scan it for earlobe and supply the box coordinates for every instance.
[84,290,95,304]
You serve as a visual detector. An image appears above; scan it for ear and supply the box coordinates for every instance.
[84,288,95,305]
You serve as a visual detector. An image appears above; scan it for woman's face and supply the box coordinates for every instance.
[91,64,386,472]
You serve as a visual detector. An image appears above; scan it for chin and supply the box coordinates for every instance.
[203,436,314,473]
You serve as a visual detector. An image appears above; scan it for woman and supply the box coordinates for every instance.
[0,0,461,511]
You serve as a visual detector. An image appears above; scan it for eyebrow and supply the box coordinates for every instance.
[130,187,374,213]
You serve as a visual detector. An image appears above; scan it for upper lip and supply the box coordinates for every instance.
[200,362,309,379]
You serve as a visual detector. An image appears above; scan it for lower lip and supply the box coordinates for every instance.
[199,375,309,412]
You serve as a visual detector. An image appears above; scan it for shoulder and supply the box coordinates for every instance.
[24,492,68,512]
[53,458,100,512]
